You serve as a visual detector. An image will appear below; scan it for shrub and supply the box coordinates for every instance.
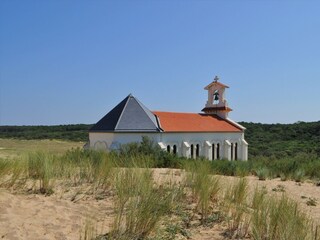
[211,159,237,176]
[235,161,251,177]
[294,169,305,182]
[117,136,183,168]
[27,152,54,195]
[280,173,289,181]
[255,167,269,181]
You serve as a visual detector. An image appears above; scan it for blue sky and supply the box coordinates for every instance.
[1,0,319,125]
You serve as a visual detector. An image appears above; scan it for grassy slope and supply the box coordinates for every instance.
[0,139,84,158]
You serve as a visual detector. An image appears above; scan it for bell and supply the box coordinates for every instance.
[214,94,219,101]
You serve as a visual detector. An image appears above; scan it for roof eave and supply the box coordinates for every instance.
[160,130,242,133]
[204,82,229,90]
[89,129,162,133]
[225,118,246,130]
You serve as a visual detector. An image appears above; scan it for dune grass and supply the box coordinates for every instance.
[251,189,317,240]
[109,167,181,239]
[184,160,220,224]
[1,148,320,240]
[223,178,250,238]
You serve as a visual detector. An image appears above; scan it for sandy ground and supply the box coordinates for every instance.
[1,169,320,240]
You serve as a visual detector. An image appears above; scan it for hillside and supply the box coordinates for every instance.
[239,121,320,158]
[1,121,320,158]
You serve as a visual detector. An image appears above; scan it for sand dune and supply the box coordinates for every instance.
[1,170,320,240]
[0,189,113,240]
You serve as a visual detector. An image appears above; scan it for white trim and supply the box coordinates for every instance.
[158,142,166,150]
[183,141,190,148]
[242,139,248,145]
[226,117,246,130]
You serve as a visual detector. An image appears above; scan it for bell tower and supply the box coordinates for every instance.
[201,76,232,119]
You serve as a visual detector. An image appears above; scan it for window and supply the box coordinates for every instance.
[173,145,177,155]
[190,144,194,158]
[235,143,238,160]
[217,143,220,159]
[196,144,200,158]
[231,143,234,160]
[167,145,170,153]
[212,143,215,160]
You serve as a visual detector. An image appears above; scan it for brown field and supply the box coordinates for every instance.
[0,138,84,159]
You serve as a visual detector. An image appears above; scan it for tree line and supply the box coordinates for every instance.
[1,121,319,158]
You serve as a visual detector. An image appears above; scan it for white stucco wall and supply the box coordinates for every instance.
[89,132,160,150]
[89,131,248,161]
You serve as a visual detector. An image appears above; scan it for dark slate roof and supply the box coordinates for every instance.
[90,94,162,132]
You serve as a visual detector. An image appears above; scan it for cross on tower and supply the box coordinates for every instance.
[214,76,219,82]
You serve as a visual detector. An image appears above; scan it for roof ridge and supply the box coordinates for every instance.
[153,111,202,115]
[114,94,131,130]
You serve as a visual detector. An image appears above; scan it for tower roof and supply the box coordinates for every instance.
[90,94,162,132]
[204,76,229,90]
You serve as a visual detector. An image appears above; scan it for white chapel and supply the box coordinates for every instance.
[89,77,248,161]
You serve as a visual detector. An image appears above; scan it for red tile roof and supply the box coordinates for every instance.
[153,111,242,132]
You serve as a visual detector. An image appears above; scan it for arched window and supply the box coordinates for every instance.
[190,144,194,158]
[94,141,107,151]
[231,143,234,160]
[173,145,177,155]
[167,145,170,153]
[196,144,200,158]
[235,143,238,160]
[212,143,215,160]
[217,143,220,159]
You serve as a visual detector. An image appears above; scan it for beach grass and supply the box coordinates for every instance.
[1,145,320,239]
